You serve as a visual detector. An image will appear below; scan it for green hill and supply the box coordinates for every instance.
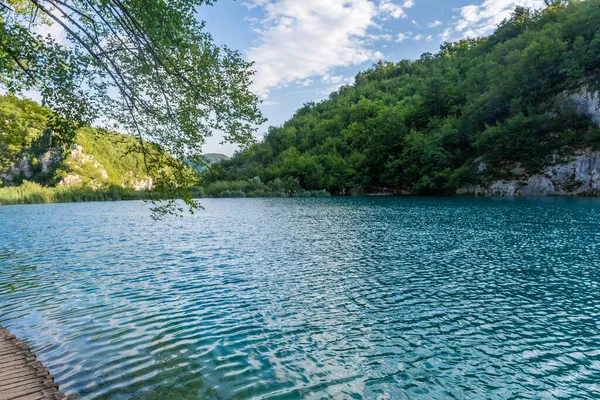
[186,153,229,172]
[203,153,229,164]
[203,0,600,197]
[0,95,188,204]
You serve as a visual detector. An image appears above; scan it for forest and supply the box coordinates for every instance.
[202,0,600,196]
[0,95,193,205]
[2,1,600,202]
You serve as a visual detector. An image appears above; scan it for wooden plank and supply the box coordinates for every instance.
[0,372,40,387]
[0,384,52,400]
[0,326,66,400]
[0,353,30,363]
[0,363,47,380]
[1,357,39,371]
[7,395,46,400]
[0,378,49,394]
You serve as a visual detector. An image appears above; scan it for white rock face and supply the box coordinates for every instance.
[122,171,154,190]
[40,150,61,174]
[135,178,153,191]
[565,87,600,127]
[3,142,153,191]
[59,144,110,187]
[58,174,83,187]
[70,144,94,164]
[463,150,600,197]
[0,155,33,184]
[462,87,600,197]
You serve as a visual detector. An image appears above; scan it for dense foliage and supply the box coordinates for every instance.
[0,95,330,205]
[0,94,51,183]
[205,0,600,195]
[0,94,194,191]
[1,0,264,213]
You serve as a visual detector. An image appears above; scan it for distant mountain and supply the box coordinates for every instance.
[203,153,229,163]
[186,153,229,172]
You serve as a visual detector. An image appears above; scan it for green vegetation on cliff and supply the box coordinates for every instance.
[0,95,172,188]
[2,0,264,214]
[0,95,202,205]
[0,95,330,203]
[203,0,600,196]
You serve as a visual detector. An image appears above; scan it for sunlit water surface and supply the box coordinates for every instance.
[2,197,600,399]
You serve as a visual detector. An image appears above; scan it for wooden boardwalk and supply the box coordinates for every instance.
[0,326,66,400]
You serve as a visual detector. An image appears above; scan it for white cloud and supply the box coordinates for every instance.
[452,0,545,39]
[427,20,442,28]
[396,32,409,42]
[413,34,424,41]
[440,28,452,41]
[242,0,269,9]
[297,79,313,87]
[425,35,433,41]
[246,0,413,97]
[322,74,345,84]
[318,75,354,95]
[380,0,408,19]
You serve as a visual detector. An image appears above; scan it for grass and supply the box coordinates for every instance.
[0,181,152,206]
[0,182,332,206]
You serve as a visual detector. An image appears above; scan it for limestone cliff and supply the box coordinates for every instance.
[58,144,155,190]
[460,87,600,197]
[2,139,156,191]
[459,150,600,196]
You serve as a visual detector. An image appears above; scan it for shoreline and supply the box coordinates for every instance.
[3,191,600,208]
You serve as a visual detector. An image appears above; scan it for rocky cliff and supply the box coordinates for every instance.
[1,137,155,191]
[459,150,600,196]
[461,87,600,197]
[59,144,155,190]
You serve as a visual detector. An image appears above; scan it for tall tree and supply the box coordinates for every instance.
[0,0,265,214]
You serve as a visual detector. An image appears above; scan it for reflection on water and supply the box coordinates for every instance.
[1,197,600,399]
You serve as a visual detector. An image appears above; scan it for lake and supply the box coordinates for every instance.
[1,197,600,399]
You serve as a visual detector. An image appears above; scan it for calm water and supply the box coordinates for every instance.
[2,197,600,399]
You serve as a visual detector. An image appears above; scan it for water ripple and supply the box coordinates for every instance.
[1,197,600,398]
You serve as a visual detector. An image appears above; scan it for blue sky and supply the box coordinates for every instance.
[27,0,545,155]
[197,0,545,155]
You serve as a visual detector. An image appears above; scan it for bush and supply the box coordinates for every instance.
[0,181,53,205]
[219,190,246,198]
[301,190,331,197]
[0,182,156,206]
[188,187,206,198]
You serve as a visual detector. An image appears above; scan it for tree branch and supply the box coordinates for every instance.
[7,51,36,82]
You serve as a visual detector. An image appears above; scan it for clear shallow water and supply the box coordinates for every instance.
[2,198,600,399]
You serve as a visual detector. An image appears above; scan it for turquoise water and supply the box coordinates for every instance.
[1,197,600,399]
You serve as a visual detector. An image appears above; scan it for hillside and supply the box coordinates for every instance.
[203,153,229,164]
[0,95,170,192]
[203,0,600,197]
[186,153,229,172]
